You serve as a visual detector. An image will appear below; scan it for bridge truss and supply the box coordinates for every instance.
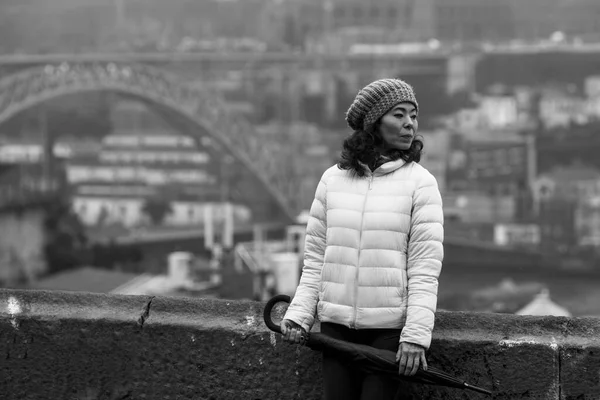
[0,62,303,221]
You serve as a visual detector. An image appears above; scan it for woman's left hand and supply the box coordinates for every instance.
[396,342,427,376]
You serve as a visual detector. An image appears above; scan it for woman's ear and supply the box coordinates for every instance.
[369,121,383,146]
[372,119,382,132]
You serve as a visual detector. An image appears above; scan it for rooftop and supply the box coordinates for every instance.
[30,266,139,294]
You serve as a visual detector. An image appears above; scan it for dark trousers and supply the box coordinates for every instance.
[321,322,405,400]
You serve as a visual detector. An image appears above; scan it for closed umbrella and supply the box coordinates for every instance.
[264,294,492,396]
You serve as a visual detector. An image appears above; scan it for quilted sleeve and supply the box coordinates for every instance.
[283,176,327,332]
[400,170,444,349]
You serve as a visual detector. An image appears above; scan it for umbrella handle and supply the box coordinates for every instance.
[263,294,291,334]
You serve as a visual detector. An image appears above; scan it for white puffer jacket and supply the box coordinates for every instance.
[284,159,444,349]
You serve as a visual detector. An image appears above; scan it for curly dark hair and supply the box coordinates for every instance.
[337,126,424,177]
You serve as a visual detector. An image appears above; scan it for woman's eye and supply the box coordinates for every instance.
[410,115,418,120]
[394,114,404,119]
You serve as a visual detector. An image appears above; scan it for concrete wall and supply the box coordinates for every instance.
[1,288,599,399]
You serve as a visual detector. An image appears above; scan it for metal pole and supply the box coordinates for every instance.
[115,0,125,29]
[40,105,53,192]
[527,132,538,217]
[204,203,214,250]
[221,156,234,249]
[323,0,333,40]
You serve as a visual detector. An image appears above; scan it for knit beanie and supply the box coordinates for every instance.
[345,78,418,132]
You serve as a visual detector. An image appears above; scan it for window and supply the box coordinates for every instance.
[493,149,507,167]
[333,5,345,18]
[388,6,397,20]
[508,147,523,166]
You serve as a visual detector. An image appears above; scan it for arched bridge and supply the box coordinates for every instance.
[0,62,301,221]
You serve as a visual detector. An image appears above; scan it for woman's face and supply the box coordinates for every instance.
[377,102,418,151]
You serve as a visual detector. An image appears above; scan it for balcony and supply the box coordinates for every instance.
[0,163,65,211]
[0,181,62,211]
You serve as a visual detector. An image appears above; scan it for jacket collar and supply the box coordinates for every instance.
[358,157,407,177]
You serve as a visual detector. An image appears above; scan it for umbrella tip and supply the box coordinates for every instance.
[464,382,493,396]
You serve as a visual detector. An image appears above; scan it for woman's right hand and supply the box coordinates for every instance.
[280,319,306,344]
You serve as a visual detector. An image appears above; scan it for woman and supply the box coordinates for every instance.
[280,78,444,400]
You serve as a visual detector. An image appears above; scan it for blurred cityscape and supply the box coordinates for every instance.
[1,0,600,318]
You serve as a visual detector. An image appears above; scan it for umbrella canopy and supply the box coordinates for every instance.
[264,294,492,396]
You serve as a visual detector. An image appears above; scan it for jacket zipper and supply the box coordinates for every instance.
[353,174,374,328]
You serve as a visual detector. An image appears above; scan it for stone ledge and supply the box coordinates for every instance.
[1,289,600,399]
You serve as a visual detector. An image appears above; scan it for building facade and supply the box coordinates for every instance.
[67,131,252,228]
[284,0,600,47]
[433,0,514,43]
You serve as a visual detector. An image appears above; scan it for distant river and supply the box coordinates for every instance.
[438,264,600,317]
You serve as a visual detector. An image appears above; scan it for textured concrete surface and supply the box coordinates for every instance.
[2,289,600,399]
